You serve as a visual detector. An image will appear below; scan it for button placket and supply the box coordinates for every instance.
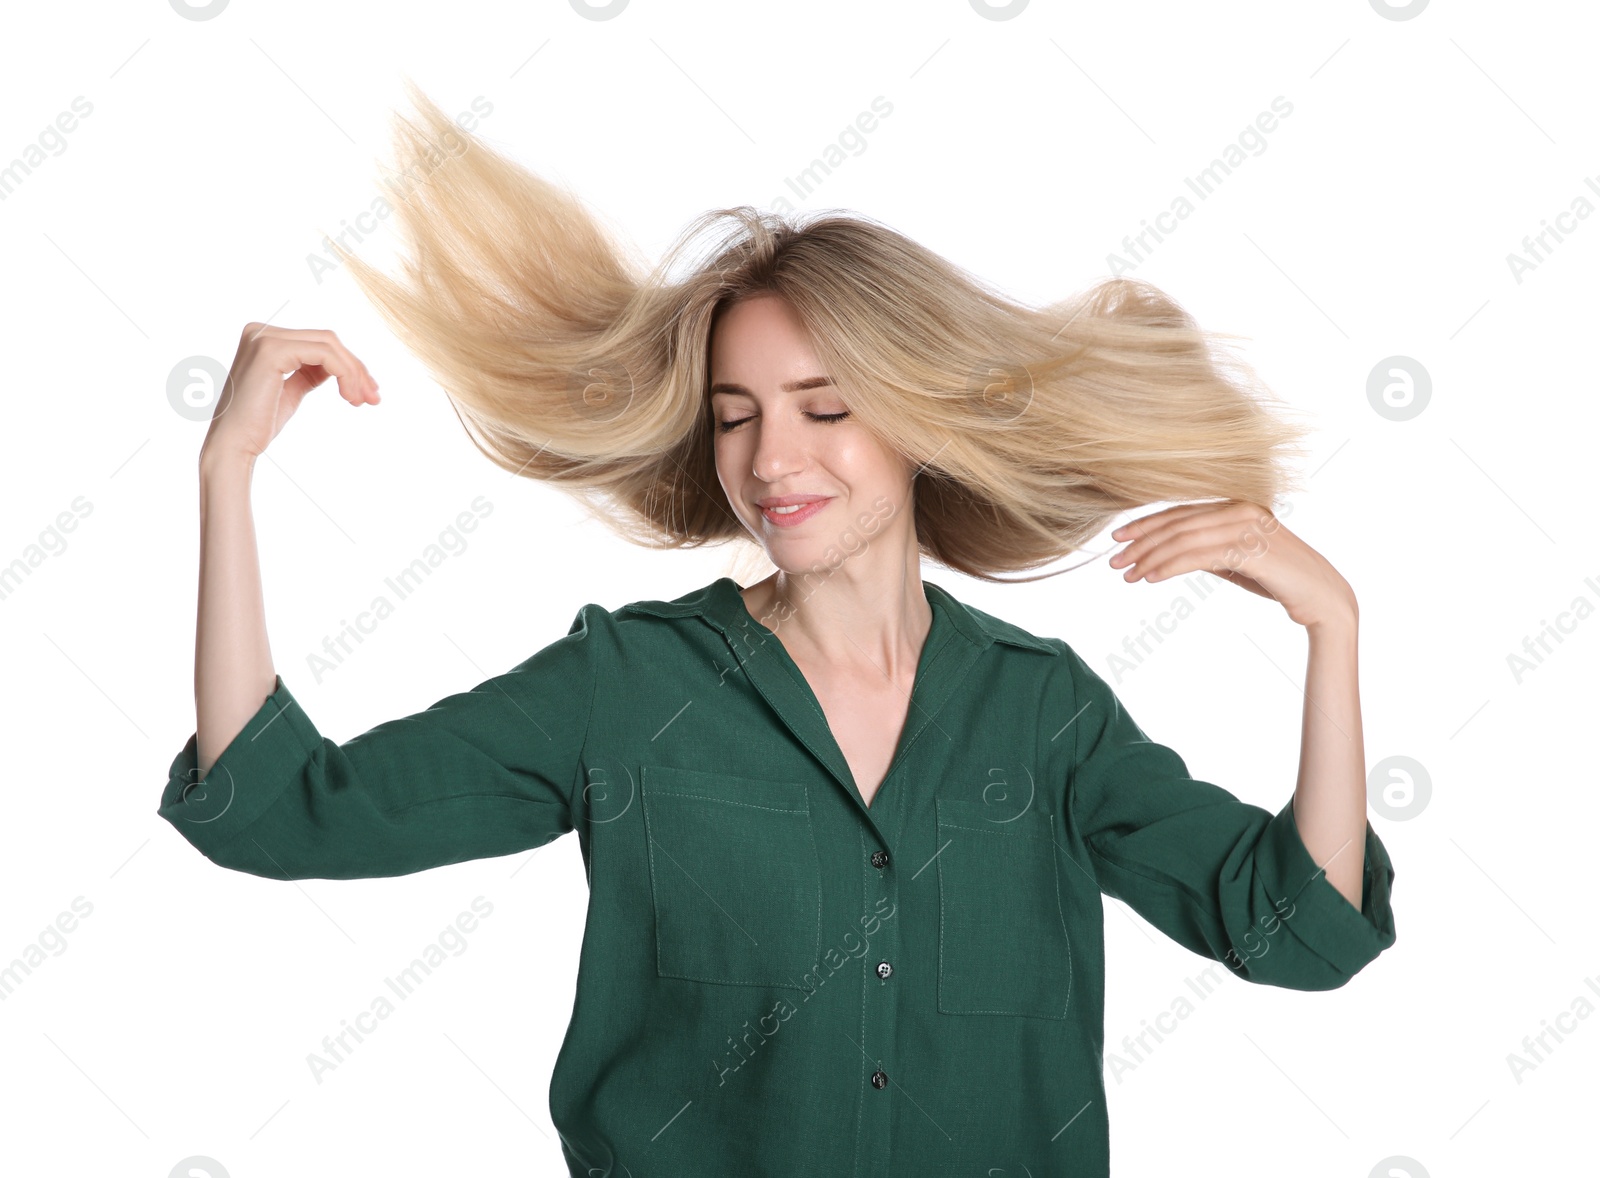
[861,833,901,1173]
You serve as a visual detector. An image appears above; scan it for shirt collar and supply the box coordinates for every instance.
[619,575,1055,828]
[619,576,1058,657]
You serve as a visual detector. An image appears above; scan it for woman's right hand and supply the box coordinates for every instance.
[201,322,380,465]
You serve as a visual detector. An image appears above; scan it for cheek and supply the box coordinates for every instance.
[711,434,751,495]
[835,436,907,488]
[711,430,738,461]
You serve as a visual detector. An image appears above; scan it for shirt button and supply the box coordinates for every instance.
[870,1069,888,1089]
[876,961,893,979]
[870,849,890,869]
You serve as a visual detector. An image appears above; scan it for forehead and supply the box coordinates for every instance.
[709,294,821,378]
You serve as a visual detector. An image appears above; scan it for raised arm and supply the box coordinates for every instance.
[1104,499,1376,916]
[167,323,606,881]
[194,322,379,777]
[1059,641,1396,991]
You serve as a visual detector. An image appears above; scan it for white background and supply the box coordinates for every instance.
[1,1,1595,1174]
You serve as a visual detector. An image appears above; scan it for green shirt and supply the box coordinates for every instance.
[158,575,1397,1176]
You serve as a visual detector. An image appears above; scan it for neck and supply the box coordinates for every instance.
[742,551,933,679]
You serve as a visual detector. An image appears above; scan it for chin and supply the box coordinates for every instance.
[764,543,823,572]
[763,544,838,581]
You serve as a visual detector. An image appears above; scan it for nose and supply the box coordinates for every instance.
[750,412,807,484]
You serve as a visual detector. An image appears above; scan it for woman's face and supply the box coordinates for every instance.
[709,293,914,574]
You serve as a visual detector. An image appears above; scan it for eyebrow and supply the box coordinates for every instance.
[708,376,835,398]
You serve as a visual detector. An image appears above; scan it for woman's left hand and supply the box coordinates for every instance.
[1108,500,1356,631]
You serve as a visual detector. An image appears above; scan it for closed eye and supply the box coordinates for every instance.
[716,410,851,434]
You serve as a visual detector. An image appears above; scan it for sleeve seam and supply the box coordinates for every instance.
[1067,642,1087,836]
[1035,645,1046,837]
[1067,641,1081,798]
[1062,645,1107,891]
[567,605,604,818]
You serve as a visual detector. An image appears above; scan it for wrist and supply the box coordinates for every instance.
[199,444,257,484]
[1305,604,1358,642]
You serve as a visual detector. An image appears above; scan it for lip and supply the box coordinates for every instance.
[757,494,830,508]
[759,497,832,527]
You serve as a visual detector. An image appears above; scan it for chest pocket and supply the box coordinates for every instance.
[642,764,822,989]
[936,798,1073,1019]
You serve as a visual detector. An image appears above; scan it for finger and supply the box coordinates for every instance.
[1118,522,1272,582]
[1110,505,1228,566]
[282,329,377,402]
[1110,500,1241,542]
[281,363,331,402]
[262,333,375,406]
[282,362,380,406]
[1111,502,1268,567]
[250,325,377,402]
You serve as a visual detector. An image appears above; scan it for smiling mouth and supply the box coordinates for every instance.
[760,499,832,526]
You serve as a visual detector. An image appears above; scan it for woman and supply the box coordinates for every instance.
[160,84,1396,1177]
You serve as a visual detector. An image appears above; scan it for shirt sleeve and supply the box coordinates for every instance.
[156,604,606,881]
[1059,643,1396,991]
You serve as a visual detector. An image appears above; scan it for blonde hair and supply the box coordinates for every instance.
[332,80,1313,584]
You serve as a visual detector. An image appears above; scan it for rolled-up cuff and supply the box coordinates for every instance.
[157,675,319,855]
[1255,796,1397,981]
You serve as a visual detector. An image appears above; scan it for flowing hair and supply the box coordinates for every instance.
[329,79,1313,584]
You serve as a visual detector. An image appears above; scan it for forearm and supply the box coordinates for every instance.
[195,449,277,779]
[1290,608,1366,909]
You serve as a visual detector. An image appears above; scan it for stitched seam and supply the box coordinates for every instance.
[1066,654,1117,896]
[852,823,868,1177]
[641,786,822,990]
[642,785,667,984]
[1051,813,1074,1017]
[805,782,822,973]
[936,818,1052,839]
[566,606,603,818]
[645,793,807,815]
[1040,650,1070,1015]
[937,835,947,1012]
[936,828,1071,1020]
[654,967,810,990]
